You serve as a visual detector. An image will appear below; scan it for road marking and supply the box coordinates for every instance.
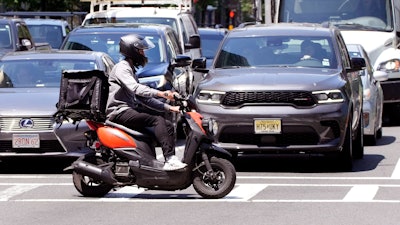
[343,185,379,202]
[391,158,400,179]
[101,186,146,200]
[237,176,400,180]
[1,175,400,180]
[225,184,268,201]
[0,185,39,201]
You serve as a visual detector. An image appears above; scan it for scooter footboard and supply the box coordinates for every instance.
[128,160,191,190]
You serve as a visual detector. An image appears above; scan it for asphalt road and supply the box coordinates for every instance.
[1,126,400,225]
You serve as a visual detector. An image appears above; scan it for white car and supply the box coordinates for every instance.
[347,44,388,145]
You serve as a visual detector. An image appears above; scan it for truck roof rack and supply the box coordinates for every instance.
[80,0,192,13]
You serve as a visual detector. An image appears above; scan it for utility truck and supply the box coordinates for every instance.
[262,0,400,121]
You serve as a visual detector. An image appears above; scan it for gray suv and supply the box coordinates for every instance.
[194,23,364,171]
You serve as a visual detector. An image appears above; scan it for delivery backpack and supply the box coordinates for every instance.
[55,69,109,123]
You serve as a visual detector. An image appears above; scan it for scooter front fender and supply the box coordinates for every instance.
[200,142,232,158]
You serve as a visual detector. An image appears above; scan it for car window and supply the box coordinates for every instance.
[0,59,97,88]
[63,33,164,63]
[200,32,224,58]
[178,18,188,45]
[214,36,336,69]
[166,30,182,54]
[336,33,351,69]
[16,23,33,49]
[0,25,12,49]
[27,25,64,49]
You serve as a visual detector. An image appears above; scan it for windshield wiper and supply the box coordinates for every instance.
[218,66,242,69]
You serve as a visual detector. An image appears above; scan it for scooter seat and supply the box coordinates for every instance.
[105,120,154,138]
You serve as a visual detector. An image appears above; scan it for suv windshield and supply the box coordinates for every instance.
[279,0,393,31]
[63,33,164,63]
[0,25,12,49]
[214,36,337,69]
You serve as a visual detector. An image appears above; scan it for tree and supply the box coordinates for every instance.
[0,0,89,12]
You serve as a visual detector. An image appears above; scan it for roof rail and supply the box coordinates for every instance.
[80,0,192,13]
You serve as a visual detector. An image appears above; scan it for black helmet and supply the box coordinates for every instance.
[119,34,155,67]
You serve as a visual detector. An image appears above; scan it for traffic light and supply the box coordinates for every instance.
[229,10,235,30]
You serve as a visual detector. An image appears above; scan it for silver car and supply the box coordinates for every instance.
[347,44,388,145]
[0,50,115,158]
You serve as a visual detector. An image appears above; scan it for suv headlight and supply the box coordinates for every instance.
[196,90,226,104]
[377,59,400,72]
[312,89,344,103]
[139,75,167,89]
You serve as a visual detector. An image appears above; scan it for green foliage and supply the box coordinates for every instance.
[1,0,87,12]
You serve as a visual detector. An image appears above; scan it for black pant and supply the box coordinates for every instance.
[113,108,175,159]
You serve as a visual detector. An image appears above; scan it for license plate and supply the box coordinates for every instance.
[254,119,281,134]
[12,134,40,148]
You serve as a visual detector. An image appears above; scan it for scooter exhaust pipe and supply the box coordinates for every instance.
[71,160,118,185]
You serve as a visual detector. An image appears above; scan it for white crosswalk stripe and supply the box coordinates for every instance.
[0,185,39,201]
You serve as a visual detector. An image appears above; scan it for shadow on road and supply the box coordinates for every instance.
[0,157,75,174]
[233,153,385,173]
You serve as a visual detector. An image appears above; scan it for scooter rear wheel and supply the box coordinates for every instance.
[72,157,114,197]
[72,171,113,197]
[193,157,236,199]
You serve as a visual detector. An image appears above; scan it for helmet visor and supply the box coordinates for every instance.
[136,36,155,50]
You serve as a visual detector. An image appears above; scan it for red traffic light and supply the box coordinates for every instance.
[229,10,235,18]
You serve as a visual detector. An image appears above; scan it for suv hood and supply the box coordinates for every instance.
[137,62,168,78]
[201,67,344,92]
[0,88,59,116]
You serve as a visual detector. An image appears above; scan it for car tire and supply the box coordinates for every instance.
[338,120,353,171]
[376,127,383,139]
[352,115,364,159]
[364,133,377,146]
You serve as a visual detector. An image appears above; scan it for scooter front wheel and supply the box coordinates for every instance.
[192,157,236,199]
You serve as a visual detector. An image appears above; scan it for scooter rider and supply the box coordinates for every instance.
[106,33,187,171]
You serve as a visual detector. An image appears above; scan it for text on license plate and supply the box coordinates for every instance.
[254,119,281,134]
[12,134,40,148]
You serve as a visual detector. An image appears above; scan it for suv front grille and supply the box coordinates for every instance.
[221,91,316,107]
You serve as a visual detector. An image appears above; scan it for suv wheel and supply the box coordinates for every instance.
[352,114,364,159]
[338,120,353,171]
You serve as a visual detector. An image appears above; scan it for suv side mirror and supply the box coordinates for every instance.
[173,55,192,67]
[348,57,366,72]
[19,39,32,50]
[192,57,208,73]
[184,34,200,49]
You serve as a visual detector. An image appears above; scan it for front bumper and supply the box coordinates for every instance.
[0,117,88,157]
[197,102,349,154]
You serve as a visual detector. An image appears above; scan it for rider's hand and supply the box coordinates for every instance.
[169,105,180,113]
[160,90,179,101]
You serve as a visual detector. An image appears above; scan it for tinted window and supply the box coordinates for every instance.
[63,33,164,63]
[27,25,64,49]
[215,36,337,69]
[0,25,12,49]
